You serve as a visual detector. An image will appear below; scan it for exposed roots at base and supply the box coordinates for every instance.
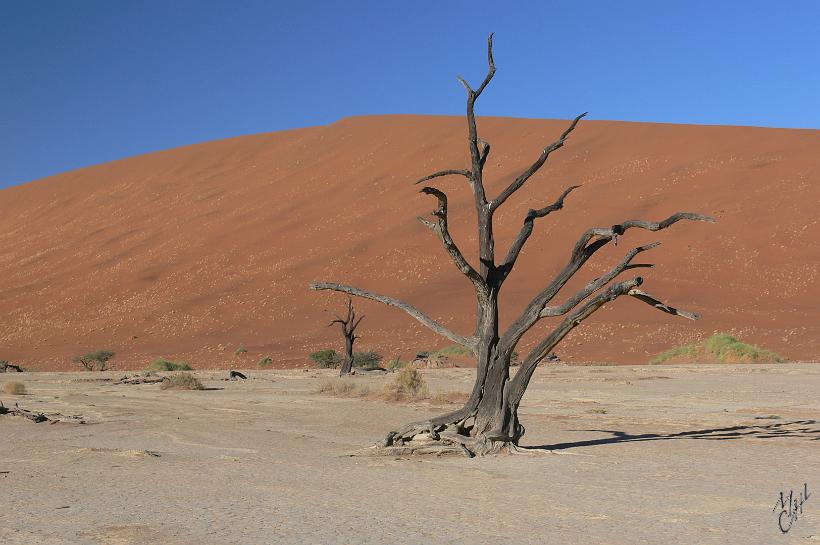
[347,438,593,458]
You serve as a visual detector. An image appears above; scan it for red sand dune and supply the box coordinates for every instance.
[1,115,818,370]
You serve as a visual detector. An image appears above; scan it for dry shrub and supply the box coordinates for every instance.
[383,366,428,400]
[316,379,371,398]
[315,369,469,406]
[2,381,26,395]
[160,373,204,391]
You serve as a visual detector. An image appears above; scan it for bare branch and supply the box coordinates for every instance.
[507,277,644,405]
[419,186,486,291]
[310,282,477,349]
[572,212,716,256]
[627,289,700,320]
[351,314,366,331]
[473,32,496,98]
[499,185,580,280]
[490,113,587,212]
[539,242,660,317]
[413,169,471,186]
[500,213,712,354]
[478,139,491,170]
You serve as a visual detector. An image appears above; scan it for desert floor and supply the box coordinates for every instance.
[2,364,818,544]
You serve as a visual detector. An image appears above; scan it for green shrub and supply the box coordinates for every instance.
[353,351,383,370]
[429,345,474,358]
[651,333,785,364]
[310,349,342,369]
[148,359,192,371]
[651,343,699,364]
[704,333,785,363]
[234,346,248,356]
[73,350,116,371]
[258,356,273,367]
[160,372,204,390]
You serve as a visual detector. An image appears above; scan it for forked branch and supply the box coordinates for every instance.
[491,113,587,212]
[499,185,580,280]
[501,212,713,351]
[572,212,715,256]
[310,282,477,349]
[418,186,486,293]
[508,276,699,405]
[414,169,471,186]
[539,242,660,317]
[627,289,699,320]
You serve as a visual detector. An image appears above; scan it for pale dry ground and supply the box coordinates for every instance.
[1,364,818,545]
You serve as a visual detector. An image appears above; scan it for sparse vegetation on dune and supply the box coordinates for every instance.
[160,372,204,390]
[257,356,274,367]
[2,381,26,395]
[149,359,193,371]
[652,333,786,364]
[234,346,248,356]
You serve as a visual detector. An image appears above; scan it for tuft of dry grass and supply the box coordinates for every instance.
[316,379,371,398]
[382,366,428,400]
[315,368,469,406]
[2,381,26,395]
[160,373,204,391]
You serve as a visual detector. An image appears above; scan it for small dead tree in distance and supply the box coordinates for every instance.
[328,297,364,376]
[311,34,713,456]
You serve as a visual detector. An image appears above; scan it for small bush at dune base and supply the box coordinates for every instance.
[651,332,786,364]
[3,381,26,395]
[258,356,273,367]
[428,345,473,358]
[353,351,383,370]
[310,349,342,369]
[160,373,204,390]
[73,350,116,371]
[149,359,192,371]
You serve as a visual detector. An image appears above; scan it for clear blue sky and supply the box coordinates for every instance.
[2,1,819,188]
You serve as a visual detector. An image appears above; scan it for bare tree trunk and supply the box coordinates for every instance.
[328,298,363,376]
[340,332,354,376]
[310,34,713,456]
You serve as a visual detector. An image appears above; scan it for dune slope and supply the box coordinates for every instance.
[1,115,818,369]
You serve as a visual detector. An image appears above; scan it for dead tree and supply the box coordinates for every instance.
[311,34,713,455]
[329,297,364,376]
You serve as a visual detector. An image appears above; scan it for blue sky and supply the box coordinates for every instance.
[2,1,819,188]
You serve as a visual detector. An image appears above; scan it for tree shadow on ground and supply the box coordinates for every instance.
[526,419,820,451]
